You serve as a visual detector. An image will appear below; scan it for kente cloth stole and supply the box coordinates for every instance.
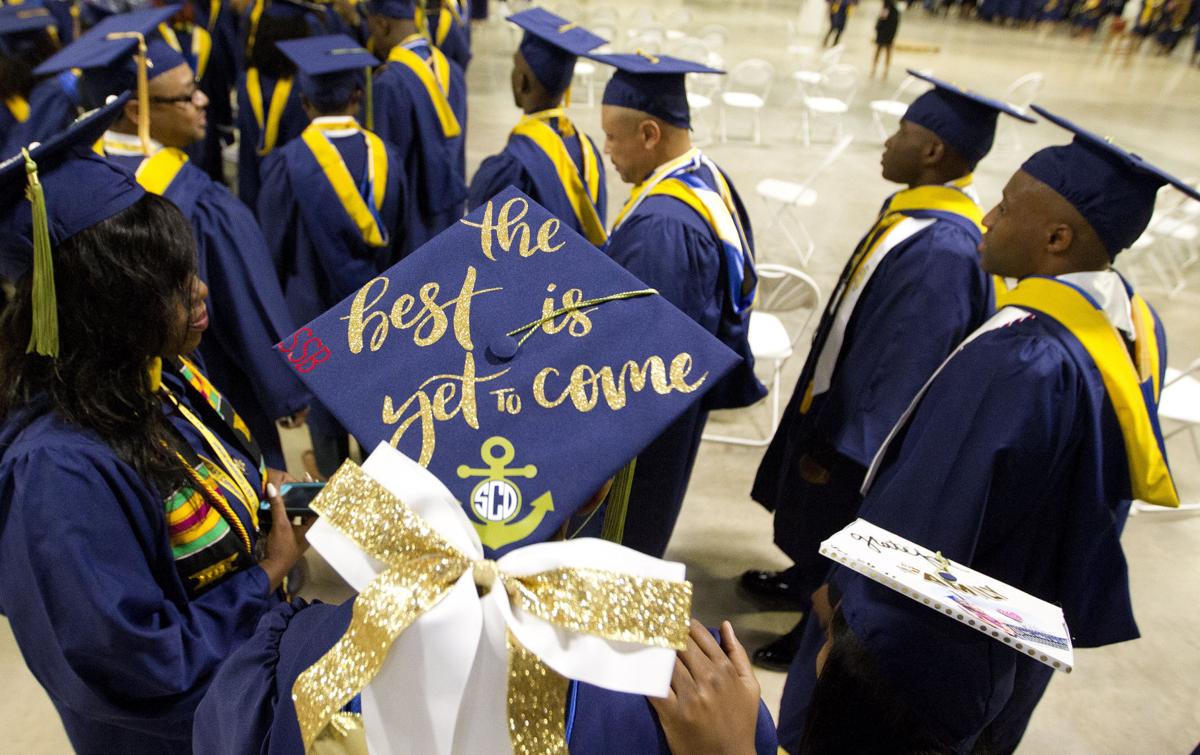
[1000,276,1179,508]
[611,147,756,314]
[246,68,294,156]
[511,109,606,246]
[158,21,213,80]
[4,94,29,123]
[300,120,391,247]
[386,37,461,139]
[794,182,985,413]
[159,357,266,597]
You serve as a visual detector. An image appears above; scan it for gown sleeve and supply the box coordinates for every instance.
[256,150,301,280]
[194,184,311,420]
[467,150,529,211]
[0,443,273,736]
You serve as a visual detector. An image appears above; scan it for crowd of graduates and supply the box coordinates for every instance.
[0,0,1195,753]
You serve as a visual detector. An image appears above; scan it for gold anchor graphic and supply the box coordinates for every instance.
[457,437,555,549]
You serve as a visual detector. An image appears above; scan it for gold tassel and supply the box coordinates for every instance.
[599,458,636,543]
[364,65,374,130]
[21,148,58,359]
[106,32,152,155]
[147,356,163,392]
[563,84,571,108]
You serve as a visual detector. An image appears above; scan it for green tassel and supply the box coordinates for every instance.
[600,458,637,544]
[22,148,57,359]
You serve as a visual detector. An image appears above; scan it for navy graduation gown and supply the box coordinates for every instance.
[0,380,275,753]
[106,148,311,466]
[604,164,764,557]
[192,598,779,754]
[467,113,608,241]
[776,302,1165,753]
[752,211,992,604]
[236,70,310,209]
[2,71,78,156]
[428,0,472,71]
[372,37,468,252]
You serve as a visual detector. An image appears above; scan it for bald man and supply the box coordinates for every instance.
[589,53,765,557]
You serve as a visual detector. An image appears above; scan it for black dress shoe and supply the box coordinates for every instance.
[752,620,806,672]
[739,567,808,603]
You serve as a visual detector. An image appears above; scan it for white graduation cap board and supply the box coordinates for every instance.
[820,519,1074,673]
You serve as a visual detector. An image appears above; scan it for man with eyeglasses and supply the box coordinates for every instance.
[35,16,311,468]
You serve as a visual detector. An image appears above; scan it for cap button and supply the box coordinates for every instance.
[488,335,519,361]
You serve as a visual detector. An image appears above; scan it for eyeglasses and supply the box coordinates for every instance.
[149,87,204,106]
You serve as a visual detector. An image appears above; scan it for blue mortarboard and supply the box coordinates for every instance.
[902,70,1036,168]
[276,34,378,108]
[275,187,741,557]
[0,93,144,356]
[0,5,57,37]
[509,9,607,95]
[364,0,415,19]
[1023,105,1200,258]
[593,52,722,129]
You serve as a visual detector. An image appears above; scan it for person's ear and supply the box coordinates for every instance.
[122,97,140,127]
[639,118,662,150]
[923,135,945,166]
[1046,223,1075,255]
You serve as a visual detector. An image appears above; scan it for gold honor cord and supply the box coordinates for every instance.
[104,32,152,155]
[504,288,658,350]
[292,461,692,753]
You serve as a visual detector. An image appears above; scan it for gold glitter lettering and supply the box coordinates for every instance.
[532,353,710,412]
[346,276,390,354]
[460,197,566,262]
[539,285,594,338]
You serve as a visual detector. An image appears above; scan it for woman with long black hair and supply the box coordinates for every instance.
[0,99,311,754]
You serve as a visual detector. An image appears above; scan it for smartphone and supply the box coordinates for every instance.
[260,482,325,518]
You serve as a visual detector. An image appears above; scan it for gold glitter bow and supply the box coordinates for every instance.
[292,460,693,753]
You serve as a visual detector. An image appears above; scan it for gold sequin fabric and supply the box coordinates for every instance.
[506,630,570,755]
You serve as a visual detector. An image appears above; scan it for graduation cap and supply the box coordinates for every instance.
[275,187,741,557]
[1023,104,1200,258]
[276,33,377,114]
[364,0,415,20]
[0,5,57,38]
[0,93,144,357]
[591,51,723,129]
[902,70,1036,168]
[34,6,182,153]
[508,8,607,96]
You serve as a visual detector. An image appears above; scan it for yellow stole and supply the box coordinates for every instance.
[432,0,464,45]
[511,108,605,246]
[158,22,213,81]
[246,68,294,156]
[1001,277,1178,508]
[300,119,391,247]
[386,38,461,138]
[4,94,29,123]
[133,147,191,195]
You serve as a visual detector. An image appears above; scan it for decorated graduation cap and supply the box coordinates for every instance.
[277,186,741,556]
[364,0,415,19]
[592,51,723,129]
[0,93,143,357]
[276,34,377,114]
[1023,105,1200,258]
[902,69,1036,168]
[509,8,607,96]
[34,5,181,153]
[820,519,1073,749]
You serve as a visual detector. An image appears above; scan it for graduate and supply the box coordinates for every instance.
[825,0,855,46]
[367,0,467,251]
[422,0,471,71]
[258,34,406,477]
[776,107,1193,754]
[745,72,1034,671]
[236,0,326,208]
[0,4,60,148]
[590,52,765,558]
[0,96,311,755]
[467,8,607,246]
[37,12,312,467]
[193,188,778,755]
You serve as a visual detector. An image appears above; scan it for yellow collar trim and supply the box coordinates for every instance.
[386,43,461,138]
[1002,276,1178,508]
[512,109,606,246]
[4,94,29,123]
[611,147,702,231]
[301,121,390,247]
[246,68,293,156]
[133,147,190,196]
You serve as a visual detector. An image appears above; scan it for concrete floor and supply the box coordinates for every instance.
[3,1,1200,751]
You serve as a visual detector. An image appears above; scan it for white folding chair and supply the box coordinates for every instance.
[868,70,933,142]
[703,264,822,446]
[628,7,657,27]
[719,58,774,145]
[792,43,845,86]
[663,7,692,39]
[697,23,729,53]
[588,4,620,27]
[996,72,1044,151]
[628,23,667,52]
[1132,357,1200,515]
[798,63,858,147]
[755,134,854,266]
